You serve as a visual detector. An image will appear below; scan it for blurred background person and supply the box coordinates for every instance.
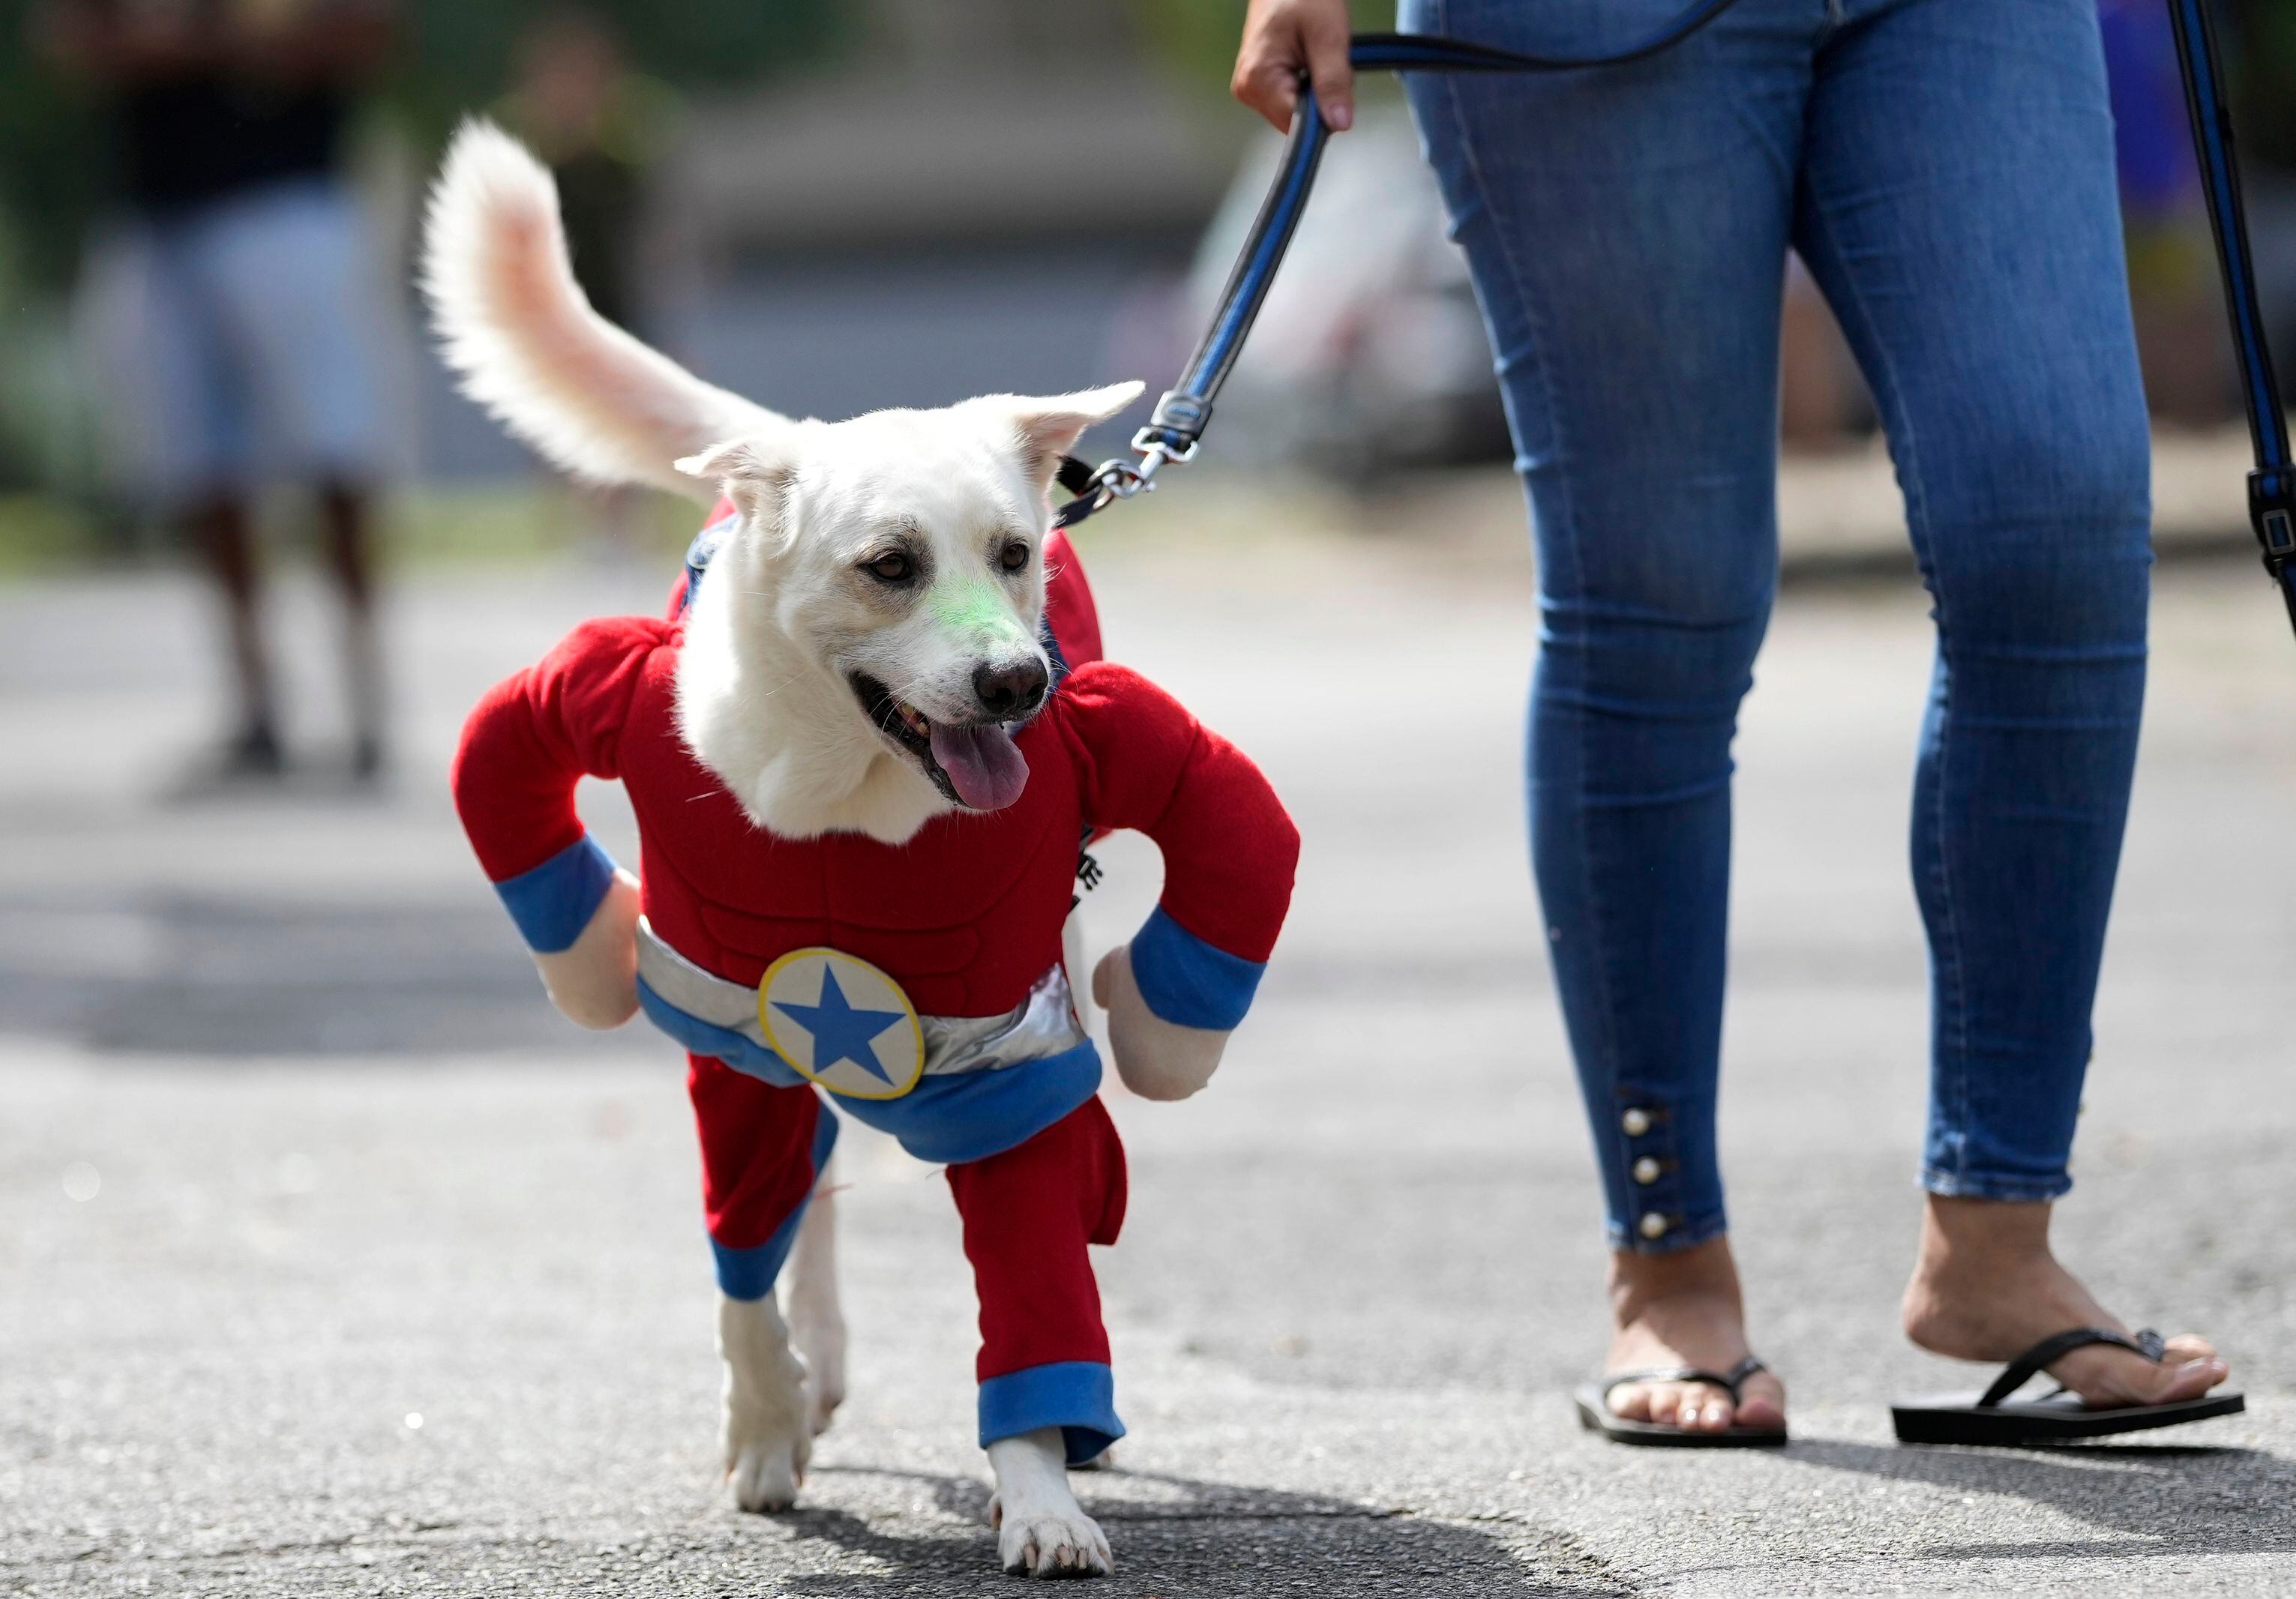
[497,9,669,343]
[496,7,675,554]
[40,0,399,783]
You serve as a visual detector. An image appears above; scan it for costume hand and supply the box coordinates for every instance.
[1092,943,1228,1101]
[1233,0,1356,134]
[533,869,641,1029]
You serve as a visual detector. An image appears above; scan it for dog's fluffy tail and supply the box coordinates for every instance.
[421,120,778,497]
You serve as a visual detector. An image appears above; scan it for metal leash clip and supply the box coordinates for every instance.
[1054,403,1203,529]
[1101,427,1200,496]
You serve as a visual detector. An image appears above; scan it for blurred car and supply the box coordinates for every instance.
[1179,106,1510,480]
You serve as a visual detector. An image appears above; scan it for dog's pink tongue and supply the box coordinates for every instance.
[929,722,1030,810]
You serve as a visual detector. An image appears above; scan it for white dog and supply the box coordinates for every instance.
[424,122,1246,1579]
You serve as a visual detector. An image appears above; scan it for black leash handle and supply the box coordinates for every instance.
[2166,0,2296,636]
[1056,2,1744,530]
[1147,7,1751,458]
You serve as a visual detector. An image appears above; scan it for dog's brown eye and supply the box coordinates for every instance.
[999,540,1030,573]
[866,552,913,583]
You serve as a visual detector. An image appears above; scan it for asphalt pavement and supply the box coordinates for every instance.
[4,498,2294,1595]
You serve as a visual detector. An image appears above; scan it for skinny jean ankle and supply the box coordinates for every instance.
[1401,0,2153,1250]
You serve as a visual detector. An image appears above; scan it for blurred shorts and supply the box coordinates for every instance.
[81,177,389,504]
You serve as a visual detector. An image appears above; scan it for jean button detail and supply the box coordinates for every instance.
[1632,1156,1662,1184]
[1638,1211,1668,1241]
[1621,1107,1652,1136]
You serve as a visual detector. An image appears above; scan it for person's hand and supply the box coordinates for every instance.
[1231,0,1355,135]
[1092,943,1229,1101]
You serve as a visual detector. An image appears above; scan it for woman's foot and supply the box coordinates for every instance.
[1603,1235,1788,1435]
[1902,1195,2230,1407]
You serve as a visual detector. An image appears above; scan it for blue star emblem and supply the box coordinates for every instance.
[771,966,909,1084]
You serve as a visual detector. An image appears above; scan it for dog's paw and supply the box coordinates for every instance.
[718,1297,811,1512]
[724,1380,811,1511]
[991,1493,1114,1580]
[727,1427,808,1512]
[986,1428,1114,1580]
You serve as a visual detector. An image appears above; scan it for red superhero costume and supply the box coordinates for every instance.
[452,520,1298,1462]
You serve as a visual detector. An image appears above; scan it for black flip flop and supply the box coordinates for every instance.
[1893,1326,2244,1445]
[1573,1355,1788,1448]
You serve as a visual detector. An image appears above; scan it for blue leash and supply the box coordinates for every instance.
[2166,0,2296,635]
[1065,2,2296,645]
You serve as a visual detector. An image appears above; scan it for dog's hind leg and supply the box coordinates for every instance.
[787,1159,847,1436]
[718,1294,811,1511]
[1063,912,1091,1021]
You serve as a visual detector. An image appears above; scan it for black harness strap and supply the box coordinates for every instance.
[1051,455,1102,530]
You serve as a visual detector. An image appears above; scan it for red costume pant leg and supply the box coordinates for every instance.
[946,1096,1128,1463]
[688,1054,838,1301]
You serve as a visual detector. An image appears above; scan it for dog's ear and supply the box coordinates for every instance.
[675,436,798,539]
[992,381,1146,490]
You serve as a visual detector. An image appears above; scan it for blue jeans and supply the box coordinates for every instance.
[1401,0,2153,1252]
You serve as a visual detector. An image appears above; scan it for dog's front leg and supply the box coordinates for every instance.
[786,1168,846,1436]
[718,1295,811,1511]
[988,1429,1113,1579]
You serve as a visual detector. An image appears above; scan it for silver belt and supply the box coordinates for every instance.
[634,918,1087,1076]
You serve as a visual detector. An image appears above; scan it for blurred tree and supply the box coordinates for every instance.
[2227,0,2296,173]
[868,0,1135,67]
[386,0,850,154]
[0,0,107,293]
[1133,0,1399,94]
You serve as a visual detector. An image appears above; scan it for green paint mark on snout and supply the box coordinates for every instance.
[928,577,1025,642]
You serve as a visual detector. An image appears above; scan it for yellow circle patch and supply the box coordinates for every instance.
[757,947,925,1100]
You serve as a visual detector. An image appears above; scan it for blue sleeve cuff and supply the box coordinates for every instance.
[709,1110,838,1301]
[494,834,619,954]
[978,1361,1124,1464]
[1128,905,1264,1032]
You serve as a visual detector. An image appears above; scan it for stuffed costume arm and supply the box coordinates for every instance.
[451,617,664,1029]
[1060,663,1300,1100]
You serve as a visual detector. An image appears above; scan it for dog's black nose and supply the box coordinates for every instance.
[973,659,1048,720]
